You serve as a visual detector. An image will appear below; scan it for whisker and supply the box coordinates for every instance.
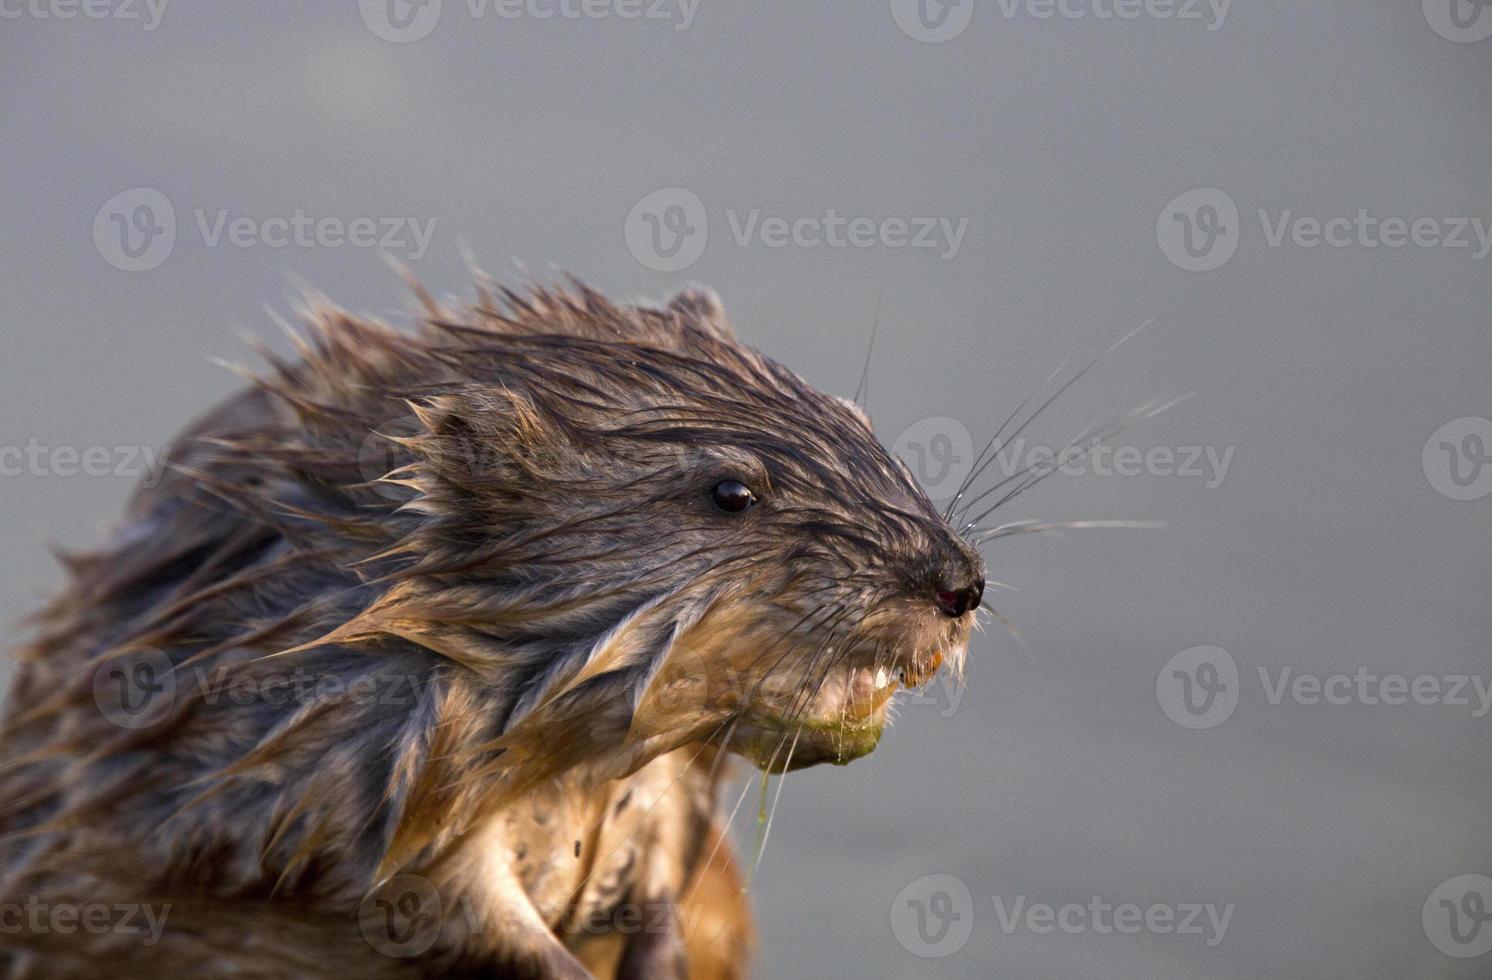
[747,723,800,887]
[976,600,1027,652]
[957,397,1154,532]
[778,603,867,729]
[852,280,885,409]
[972,519,1164,547]
[952,339,1130,525]
[944,357,1068,521]
[961,395,1186,532]
[951,317,1159,526]
[680,759,764,909]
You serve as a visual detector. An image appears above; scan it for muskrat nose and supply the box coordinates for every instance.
[933,576,984,618]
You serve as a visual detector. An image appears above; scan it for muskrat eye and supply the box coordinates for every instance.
[711,480,757,514]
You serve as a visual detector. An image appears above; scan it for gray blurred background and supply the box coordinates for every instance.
[2,2,1489,977]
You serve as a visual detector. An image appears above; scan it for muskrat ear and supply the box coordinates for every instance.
[667,285,736,343]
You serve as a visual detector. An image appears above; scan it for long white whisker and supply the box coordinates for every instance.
[973,518,1165,546]
[747,724,801,886]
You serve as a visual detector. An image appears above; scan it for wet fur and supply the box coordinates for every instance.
[0,280,977,976]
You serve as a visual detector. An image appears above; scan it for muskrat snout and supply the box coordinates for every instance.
[931,547,986,618]
[934,580,983,618]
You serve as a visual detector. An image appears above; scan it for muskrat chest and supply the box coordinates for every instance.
[469,750,708,938]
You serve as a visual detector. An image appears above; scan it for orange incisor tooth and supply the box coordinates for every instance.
[903,650,944,688]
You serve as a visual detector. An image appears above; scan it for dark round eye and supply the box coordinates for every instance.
[711,480,757,514]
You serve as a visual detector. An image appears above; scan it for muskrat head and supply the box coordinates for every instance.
[314,283,983,782]
[354,285,985,778]
[611,356,987,772]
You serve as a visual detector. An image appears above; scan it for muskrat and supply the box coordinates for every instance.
[0,279,986,978]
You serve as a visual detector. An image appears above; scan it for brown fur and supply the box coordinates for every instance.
[0,278,982,976]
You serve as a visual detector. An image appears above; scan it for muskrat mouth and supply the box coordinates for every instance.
[630,602,967,772]
[833,650,945,721]
[724,646,952,771]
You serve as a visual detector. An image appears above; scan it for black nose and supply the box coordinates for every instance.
[933,576,984,618]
